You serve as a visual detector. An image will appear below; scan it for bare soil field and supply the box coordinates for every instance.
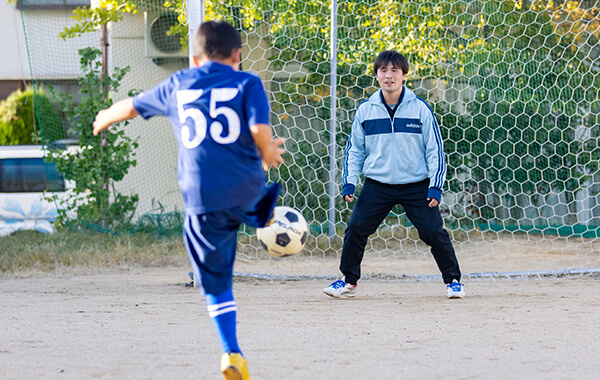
[1,263,599,380]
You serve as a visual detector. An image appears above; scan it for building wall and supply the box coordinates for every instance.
[108,11,185,216]
[0,4,100,83]
[0,3,31,83]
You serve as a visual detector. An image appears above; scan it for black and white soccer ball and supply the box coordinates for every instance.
[257,206,308,257]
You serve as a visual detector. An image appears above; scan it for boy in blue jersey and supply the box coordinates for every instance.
[93,20,284,380]
[323,50,464,299]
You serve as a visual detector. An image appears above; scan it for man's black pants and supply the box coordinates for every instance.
[340,178,461,285]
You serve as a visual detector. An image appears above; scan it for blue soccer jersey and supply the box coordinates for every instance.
[132,61,271,214]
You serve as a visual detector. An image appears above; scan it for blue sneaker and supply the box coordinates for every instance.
[323,279,357,298]
[447,280,465,298]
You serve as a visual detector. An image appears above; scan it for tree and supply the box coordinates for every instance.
[46,48,139,231]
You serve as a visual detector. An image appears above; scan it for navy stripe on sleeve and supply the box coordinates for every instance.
[416,97,446,190]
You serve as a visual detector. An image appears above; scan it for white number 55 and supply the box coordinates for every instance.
[176,88,240,149]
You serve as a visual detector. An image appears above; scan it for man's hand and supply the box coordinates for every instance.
[428,198,439,208]
[344,194,354,202]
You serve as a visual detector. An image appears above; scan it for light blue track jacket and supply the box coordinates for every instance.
[341,86,447,202]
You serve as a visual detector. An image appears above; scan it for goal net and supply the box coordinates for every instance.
[15,0,600,280]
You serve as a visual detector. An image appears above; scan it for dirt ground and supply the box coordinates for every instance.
[1,264,599,380]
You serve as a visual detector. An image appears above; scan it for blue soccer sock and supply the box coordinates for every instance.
[205,288,241,355]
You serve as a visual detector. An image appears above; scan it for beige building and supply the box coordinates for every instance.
[0,1,99,101]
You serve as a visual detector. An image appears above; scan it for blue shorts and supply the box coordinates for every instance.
[183,183,279,295]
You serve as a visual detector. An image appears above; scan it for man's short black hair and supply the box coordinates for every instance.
[193,20,242,60]
[373,50,409,75]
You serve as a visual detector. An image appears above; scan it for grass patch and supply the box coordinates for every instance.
[0,230,188,275]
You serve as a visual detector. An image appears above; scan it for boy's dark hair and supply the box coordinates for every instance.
[373,50,409,75]
[193,20,242,60]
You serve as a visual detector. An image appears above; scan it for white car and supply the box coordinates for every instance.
[0,144,74,236]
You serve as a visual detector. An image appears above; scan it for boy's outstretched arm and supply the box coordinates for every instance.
[93,98,139,136]
[250,123,285,170]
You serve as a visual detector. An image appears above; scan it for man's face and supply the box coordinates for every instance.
[376,62,406,96]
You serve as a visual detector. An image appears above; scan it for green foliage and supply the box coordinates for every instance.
[434,1,600,226]
[58,0,182,47]
[46,47,139,231]
[0,88,64,145]
[131,209,185,237]
[58,0,138,40]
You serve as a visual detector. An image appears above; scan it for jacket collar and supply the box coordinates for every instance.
[368,86,415,105]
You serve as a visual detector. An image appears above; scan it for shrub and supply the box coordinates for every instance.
[0,88,65,145]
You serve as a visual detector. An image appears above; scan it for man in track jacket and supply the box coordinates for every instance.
[323,50,464,299]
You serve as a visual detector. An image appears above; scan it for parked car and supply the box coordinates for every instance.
[0,144,74,236]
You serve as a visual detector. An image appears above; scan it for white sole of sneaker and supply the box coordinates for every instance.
[323,290,356,299]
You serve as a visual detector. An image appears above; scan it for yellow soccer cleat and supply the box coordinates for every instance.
[221,352,251,380]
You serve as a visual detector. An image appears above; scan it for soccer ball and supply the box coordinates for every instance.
[257,206,308,257]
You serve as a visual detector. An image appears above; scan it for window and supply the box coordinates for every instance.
[0,158,65,193]
[36,80,83,105]
[1,80,81,103]
[29,80,83,138]
[16,0,90,10]
[0,81,25,102]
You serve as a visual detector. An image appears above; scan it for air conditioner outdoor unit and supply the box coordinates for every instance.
[145,12,187,66]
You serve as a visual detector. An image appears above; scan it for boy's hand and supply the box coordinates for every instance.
[344,195,354,202]
[262,137,286,170]
[92,98,138,136]
[93,109,112,136]
[428,198,439,208]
